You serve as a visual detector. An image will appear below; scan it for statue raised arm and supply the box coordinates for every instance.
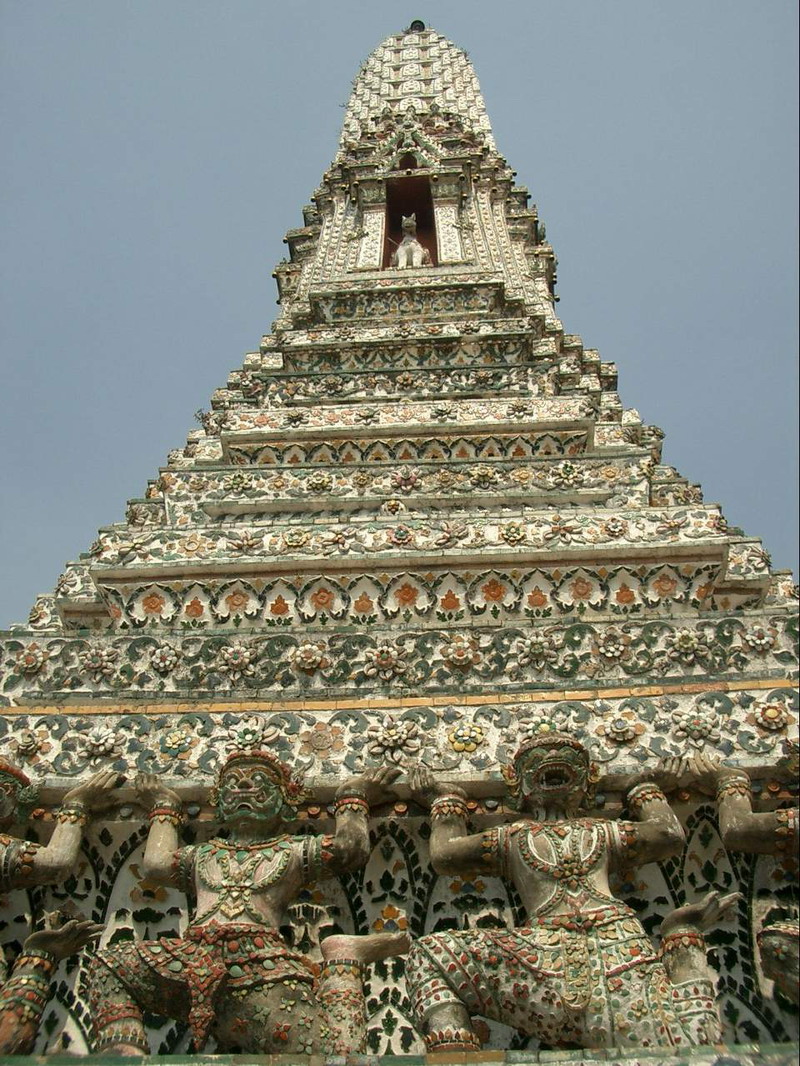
[0,916,104,1054]
[0,760,121,889]
[683,752,798,1003]
[0,759,119,1054]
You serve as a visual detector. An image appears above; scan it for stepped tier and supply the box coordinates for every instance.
[3,15,793,779]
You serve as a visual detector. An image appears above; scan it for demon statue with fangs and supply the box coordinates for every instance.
[406,733,738,1054]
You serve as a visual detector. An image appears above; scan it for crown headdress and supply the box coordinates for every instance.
[212,749,307,810]
[0,758,40,819]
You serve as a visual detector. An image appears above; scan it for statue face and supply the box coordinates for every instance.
[515,739,589,809]
[0,776,19,827]
[216,759,285,826]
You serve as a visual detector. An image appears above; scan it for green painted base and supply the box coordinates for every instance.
[1,1043,797,1066]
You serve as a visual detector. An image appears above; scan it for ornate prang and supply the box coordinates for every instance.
[0,17,796,1057]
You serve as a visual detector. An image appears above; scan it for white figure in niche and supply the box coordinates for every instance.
[391,214,432,269]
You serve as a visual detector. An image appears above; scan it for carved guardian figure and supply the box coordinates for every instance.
[86,752,407,1056]
[0,760,114,1053]
[686,754,799,1004]
[406,734,737,1054]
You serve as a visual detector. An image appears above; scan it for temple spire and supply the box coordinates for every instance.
[338,23,496,158]
[0,23,794,1054]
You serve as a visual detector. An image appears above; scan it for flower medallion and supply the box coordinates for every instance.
[447,722,485,753]
[515,634,558,671]
[299,722,345,759]
[595,710,645,746]
[552,460,584,488]
[742,625,776,654]
[15,643,49,676]
[367,716,421,763]
[500,523,526,546]
[79,646,118,683]
[149,644,182,675]
[672,706,721,747]
[363,642,408,681]
[441,636,482,670]
[469,464,498,489]
[80,726,123,763]
[288,641,331,675]
[666,629,710,665]
[217,642,258,681]
[306,470,332,493]
[391,466,421,494]
[748,701,791,733]
[594,628,632,663]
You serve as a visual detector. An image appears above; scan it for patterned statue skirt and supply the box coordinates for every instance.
[92,922,318,1050]
[406,905,719,1049]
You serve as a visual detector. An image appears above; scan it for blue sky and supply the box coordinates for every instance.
[1,0,797,626]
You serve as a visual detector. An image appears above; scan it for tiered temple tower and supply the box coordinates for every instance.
[1,22,797,1057]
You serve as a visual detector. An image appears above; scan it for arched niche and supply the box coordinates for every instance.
[382,173,438,268]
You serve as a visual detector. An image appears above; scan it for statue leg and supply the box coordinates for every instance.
[212,931,408,1055]
[416,1001,479,1053]
[214,981,318,1054]
[86,945,190,1056]
[88,967,148,1056]
[405,936,482,1053]
[658,891,740,1045]
[317,931,410,1055]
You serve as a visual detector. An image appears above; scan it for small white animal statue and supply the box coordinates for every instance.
[391,214,432,269]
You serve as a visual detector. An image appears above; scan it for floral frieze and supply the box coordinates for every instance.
[265,315,545,352]
[160,455,647,515]
[223,394,595,433]
[0,687,796,781]
[309,281,508,324]
[2,611,795,701]
[87,506,728,569]
[90,561,727,629]
[251,363,546,405]
[224,428,588,466]
[277,330,542,375]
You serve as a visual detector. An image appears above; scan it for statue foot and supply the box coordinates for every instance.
[320,931,411,965]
